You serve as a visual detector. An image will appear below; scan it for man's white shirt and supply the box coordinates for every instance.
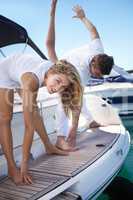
[62,38,131,82]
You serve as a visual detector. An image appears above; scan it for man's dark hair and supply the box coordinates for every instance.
[96,54,114,75]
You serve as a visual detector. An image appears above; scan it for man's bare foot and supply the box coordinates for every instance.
[46,142,69,155]
[56,136,76,151]
[89,120,100,128]
[8,167,22,185]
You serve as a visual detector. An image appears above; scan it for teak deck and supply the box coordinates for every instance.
[0,128,119,200]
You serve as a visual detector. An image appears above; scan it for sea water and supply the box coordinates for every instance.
[97,116,133,200]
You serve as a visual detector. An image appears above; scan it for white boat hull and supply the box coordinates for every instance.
[66,126,130,200]
[0,92,130,200]
[84,83,133,116]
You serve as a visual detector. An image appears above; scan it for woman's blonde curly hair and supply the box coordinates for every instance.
[46,59,83,116]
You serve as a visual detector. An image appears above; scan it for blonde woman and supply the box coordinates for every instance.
[47,0,101,151]
[0,2,83,185]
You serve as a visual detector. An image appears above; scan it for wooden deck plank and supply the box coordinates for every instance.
[0,193,10,200]
[0,187,31,198]
[0,172,69,200]
[0,197,9,200]
[30,130,118,177]
[4,181,44,191]
[0,129,119,200]
[28,174,69,200]
[3,182,43,193]
[5,178,48,190]
[0,194,10,200]
[0,183,38,194]
[0,191,26,200]
[0,197,6,200]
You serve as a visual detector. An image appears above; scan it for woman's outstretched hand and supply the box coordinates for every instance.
[66,126,77,148]
[20,161,33,185]
[50,0,58,16]
[72,5,86,20]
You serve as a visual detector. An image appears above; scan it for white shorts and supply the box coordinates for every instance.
[0,56,17,89]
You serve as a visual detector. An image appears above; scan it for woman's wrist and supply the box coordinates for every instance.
[45,139,52,147]
[71,123,78,131]
[22,159,29,163]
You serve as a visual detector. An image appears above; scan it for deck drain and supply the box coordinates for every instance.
[96,144,106,147]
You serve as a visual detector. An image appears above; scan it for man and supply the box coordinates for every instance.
[56,5,132,151]
[62,5,131,85]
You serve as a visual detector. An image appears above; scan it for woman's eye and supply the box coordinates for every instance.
[56,80,60,84]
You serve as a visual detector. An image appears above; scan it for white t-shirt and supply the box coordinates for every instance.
[62,38,130,83]
[109,65,131,78]
[0,53,53,89]
[62,38,104,85]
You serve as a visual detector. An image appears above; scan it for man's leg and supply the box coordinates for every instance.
[80,96,100,130]
[81,96,94,122]
[0,89,22,184]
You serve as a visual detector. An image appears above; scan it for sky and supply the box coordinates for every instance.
[0,0,133,70]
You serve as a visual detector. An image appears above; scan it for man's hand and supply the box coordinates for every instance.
[50,0,58,16]
[72,5,86,20]
[72,4,100,40]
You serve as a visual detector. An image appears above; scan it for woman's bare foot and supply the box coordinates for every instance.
[8,167,22,185]
[46,142,69,155]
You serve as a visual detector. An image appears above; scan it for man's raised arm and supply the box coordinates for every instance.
[72,5,100,40]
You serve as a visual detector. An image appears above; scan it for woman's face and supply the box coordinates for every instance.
[45,73,69,94]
